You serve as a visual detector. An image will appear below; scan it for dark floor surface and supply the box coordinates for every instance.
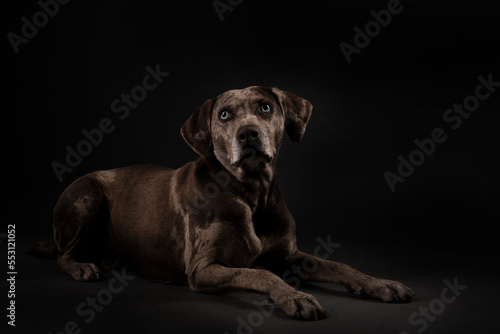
[2,231,497,334]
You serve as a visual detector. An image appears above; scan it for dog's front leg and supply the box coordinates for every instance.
[188,264,326,320]
[286,251,415,302]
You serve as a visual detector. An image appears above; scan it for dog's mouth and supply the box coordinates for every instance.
[231,147,273,168]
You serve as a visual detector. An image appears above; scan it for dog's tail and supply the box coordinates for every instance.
[31,240,58,259]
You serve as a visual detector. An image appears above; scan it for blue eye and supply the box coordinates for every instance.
[260,104,271,113]
[220,110,229,120]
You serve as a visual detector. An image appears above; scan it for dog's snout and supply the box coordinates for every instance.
[237,126,260,143]
[231,124,273,167]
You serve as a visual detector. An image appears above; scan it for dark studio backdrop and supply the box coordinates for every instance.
[3,0,499,333]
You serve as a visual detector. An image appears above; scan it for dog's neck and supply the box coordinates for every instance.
[206,156,277,214]
[239,162,276,213]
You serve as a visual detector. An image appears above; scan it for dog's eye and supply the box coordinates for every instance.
[219,110,229,120]
[260,104,271,113]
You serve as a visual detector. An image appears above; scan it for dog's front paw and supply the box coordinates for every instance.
[67,262,101,282]
[279,291,326,320]
[360,278,415,302]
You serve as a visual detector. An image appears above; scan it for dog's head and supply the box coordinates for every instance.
[181,86,312,174]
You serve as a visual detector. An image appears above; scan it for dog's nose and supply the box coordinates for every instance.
[237,125,260,143]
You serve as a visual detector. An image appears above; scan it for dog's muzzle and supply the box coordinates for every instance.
[231,125,273,167]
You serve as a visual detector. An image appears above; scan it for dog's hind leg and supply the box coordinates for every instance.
[53,175,109,282]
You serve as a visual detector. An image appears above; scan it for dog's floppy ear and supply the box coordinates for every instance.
[181,99,214,157]
[270,87,312,142]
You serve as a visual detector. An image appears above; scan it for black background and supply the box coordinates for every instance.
[3,0,499,333]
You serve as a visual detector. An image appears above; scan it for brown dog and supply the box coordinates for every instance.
[33,86,414,320]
